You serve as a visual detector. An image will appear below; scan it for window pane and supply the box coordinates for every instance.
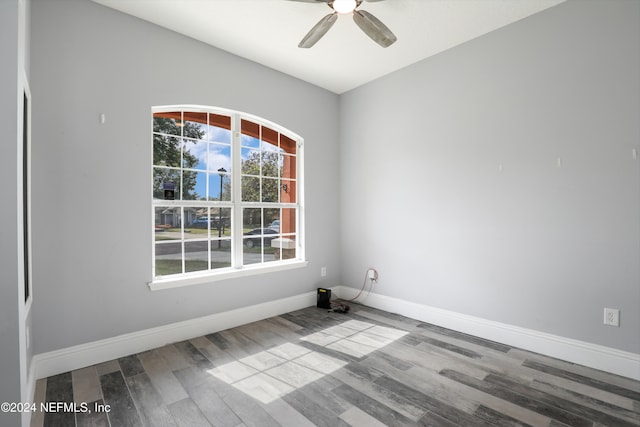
[209,143,231,173]
[281,179,296,204]
[184,241,208,273]
[184,207,208,239]
[281,208,296,234]
[281,154,296,180]
[262,126,281,153]
[208,172,231,201]
[153,135,181,167]
[183,139,207,170]
[262,178,278,202]
[242,206,262,266]
[280,134,297,155]
[242,227,278,265]
[188,207,207,227]
[183,112,207,141]
[241,119,260,148]
[155,241,182,276]
[263,208,279,229]
[210,126,232,144]
[153,112,182,136]
[183,170,206,200]
[241,148,260,175]
[278,236,297,260]
[243,208,262,230]
[154,207,181,241]
[211,240,232,269]
[263,239,276,263]
[211,208,231,238]
[209,113,231,139]
[262,126,278,145]
[243,243,261,265]
[241,119,260,138]
[153,168,180,200]
[262,152,279,178]
[242,176,260,202]
[241,134,260,148]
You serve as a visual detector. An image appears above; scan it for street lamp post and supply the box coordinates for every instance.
[217,167,226,248]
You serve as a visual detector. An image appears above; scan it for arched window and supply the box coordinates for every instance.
[151,106,304,288]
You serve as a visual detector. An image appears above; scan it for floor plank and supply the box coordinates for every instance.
[137,350,189,405]
[99,371,144,427]
[43,372,75,427]
[71,366,102,404]
[282,388,351,427]
[125,372,178,427]
[30,378,47,427]
[74,399,110,427]
[167,398,212,427]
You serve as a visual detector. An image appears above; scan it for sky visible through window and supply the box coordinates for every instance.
[186,126,232,200]
[187,127,287,201]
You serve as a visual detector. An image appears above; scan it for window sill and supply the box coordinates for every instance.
[148,260,308,291]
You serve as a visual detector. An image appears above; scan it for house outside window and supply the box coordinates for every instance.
[152,106,304,286]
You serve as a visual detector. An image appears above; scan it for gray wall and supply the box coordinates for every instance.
[339,0,639,353]
[30,0,341,354]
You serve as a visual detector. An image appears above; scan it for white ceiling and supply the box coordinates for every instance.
[92,0,564,94]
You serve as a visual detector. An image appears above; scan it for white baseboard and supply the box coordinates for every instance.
[30,286,640,382]
[32,291,317,380]
[334,286,640,381]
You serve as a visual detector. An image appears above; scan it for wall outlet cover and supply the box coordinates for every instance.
[604,308,620,327]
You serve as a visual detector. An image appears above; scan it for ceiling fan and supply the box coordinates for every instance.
[289,0,397,48]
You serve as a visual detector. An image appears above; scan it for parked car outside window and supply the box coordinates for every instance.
[192,217,210,227]
[244,228,278,248]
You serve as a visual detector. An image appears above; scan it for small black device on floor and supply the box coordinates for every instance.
[317,288,331,309]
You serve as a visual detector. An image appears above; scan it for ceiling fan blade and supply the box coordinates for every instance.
[287,0,327,3]
[353,9,397,48]
[363,0,387,2]
[298,13,338,48]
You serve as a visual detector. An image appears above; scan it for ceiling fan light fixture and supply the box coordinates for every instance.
[332,0,357,14]
[295,0,396,49]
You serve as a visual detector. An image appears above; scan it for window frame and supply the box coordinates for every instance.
[149,105,306,290]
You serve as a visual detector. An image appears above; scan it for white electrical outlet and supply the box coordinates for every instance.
[321,267,326,277]
[603,308,620,327]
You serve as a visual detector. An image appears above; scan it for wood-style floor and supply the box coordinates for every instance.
[31,303,640,427]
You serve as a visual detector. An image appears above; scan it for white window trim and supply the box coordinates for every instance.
[149,105,306,290]
[149,260,309,291]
